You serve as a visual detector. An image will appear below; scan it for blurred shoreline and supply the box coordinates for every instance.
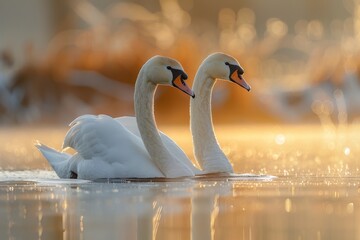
[1,0,360,125]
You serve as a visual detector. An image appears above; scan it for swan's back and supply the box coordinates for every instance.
[63,114,164,179]
[116,116,201,174]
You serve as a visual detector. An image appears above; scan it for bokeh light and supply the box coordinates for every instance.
[0,0,359,125]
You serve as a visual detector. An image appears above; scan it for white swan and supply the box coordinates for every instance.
[36,56,201,179]
[191,53,251,173]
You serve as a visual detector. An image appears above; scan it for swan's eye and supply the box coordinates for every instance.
[225,62,230,66]
[167,66,172,70]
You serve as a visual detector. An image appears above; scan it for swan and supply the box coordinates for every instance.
[36,56,201,179]
[191,53,251,173]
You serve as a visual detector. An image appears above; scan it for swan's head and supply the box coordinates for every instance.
[202,52,251,91]
[145,55,195,98]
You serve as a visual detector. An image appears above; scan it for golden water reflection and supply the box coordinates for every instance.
[0,125,360,239]
[0,177,360,240]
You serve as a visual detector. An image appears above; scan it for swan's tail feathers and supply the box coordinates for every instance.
[35,141,72,178]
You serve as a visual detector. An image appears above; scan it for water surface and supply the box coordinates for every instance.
[0,125,360,239]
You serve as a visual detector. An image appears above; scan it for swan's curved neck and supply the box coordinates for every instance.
[134,68,190,177]
[134,69,169,170]
[190,67,233,173]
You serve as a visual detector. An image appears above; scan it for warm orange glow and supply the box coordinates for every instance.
[0,1,359,125]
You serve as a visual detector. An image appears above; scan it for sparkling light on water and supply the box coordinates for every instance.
[344,147,351,156]
[275,134,286,145]
[1,126,360,239]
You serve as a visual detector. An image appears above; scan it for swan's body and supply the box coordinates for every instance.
[191,53,251,173]
[37,56,200,179]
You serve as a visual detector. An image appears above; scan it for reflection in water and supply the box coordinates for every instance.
[0,126,360,239]
[191,182,222,240]
[0,182,64,239]
[1,177,360,240]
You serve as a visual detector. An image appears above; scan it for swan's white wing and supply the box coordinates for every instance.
[63,114,164,179]
[116,116,201,174]
[114,116,141,136]
[64,114,110,160]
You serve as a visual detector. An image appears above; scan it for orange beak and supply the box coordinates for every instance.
[172,75,195,98]
[230,69,251,92]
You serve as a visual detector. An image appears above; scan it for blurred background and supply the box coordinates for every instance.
[0,0,359,125]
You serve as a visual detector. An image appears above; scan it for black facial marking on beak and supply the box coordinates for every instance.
[167,66,195,98]
[226,62,244,75]
[167,66,188,81]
